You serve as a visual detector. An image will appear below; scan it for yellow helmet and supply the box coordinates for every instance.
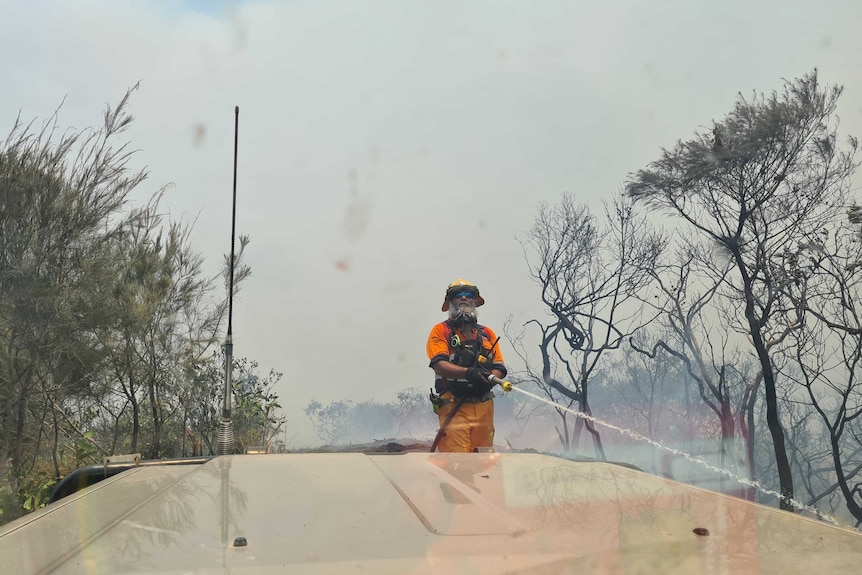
[441,278,485,312]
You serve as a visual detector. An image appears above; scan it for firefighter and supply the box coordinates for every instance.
[426,279,507,452]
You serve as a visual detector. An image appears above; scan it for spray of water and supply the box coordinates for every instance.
[509,385,841,525]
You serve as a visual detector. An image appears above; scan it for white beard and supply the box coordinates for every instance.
[448,302,477,324]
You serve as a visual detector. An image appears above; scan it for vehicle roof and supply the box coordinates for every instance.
[2,451,861,574]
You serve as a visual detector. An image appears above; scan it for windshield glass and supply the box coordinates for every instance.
[1,0,862,570]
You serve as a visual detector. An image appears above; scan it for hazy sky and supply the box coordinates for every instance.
[2,0,861,446]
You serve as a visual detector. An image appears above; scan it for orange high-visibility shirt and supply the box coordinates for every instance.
[426,321,507,376]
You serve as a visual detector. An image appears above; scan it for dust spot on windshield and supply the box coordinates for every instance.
[343,169,372,242]
[228,6,248,51]
[192,123,207,148]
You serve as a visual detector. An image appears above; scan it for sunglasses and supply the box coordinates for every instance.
[452,291,476,300]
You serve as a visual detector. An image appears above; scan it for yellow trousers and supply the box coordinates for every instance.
[435,393,495,452]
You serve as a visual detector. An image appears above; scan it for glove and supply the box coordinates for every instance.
[466,368,494,395]
[465,367,488,386]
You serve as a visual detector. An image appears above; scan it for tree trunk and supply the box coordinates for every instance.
[718,399,736,495]
[581,395,606,460]
[149,379,161,459]
[181,399,188,457]
[831,432,862,523]
[51,402,60,478]
[737,257,794,509]
[130,392,140,453]
[739,384,757,501]
[12,380,29,469]
[571,416,584,452]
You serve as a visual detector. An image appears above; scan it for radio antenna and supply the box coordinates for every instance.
[217,106,240,456]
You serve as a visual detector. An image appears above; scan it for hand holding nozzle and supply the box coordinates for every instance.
[488,374,513,392]
[477,352,512,392]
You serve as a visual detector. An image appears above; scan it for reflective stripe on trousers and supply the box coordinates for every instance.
[435,392,494,453]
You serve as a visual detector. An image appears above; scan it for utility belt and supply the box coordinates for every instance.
[429,381,494,414]
[440,391,494,405]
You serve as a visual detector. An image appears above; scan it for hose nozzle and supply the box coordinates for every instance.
[488,375,513,392]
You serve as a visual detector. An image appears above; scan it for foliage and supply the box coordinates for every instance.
[625,70,858,510]
[60,431,101,469]
[231,359,287,453]
[0,91,284,525]
[0,87,145,476]
[0,465,57,523]
[513,195,662,454]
